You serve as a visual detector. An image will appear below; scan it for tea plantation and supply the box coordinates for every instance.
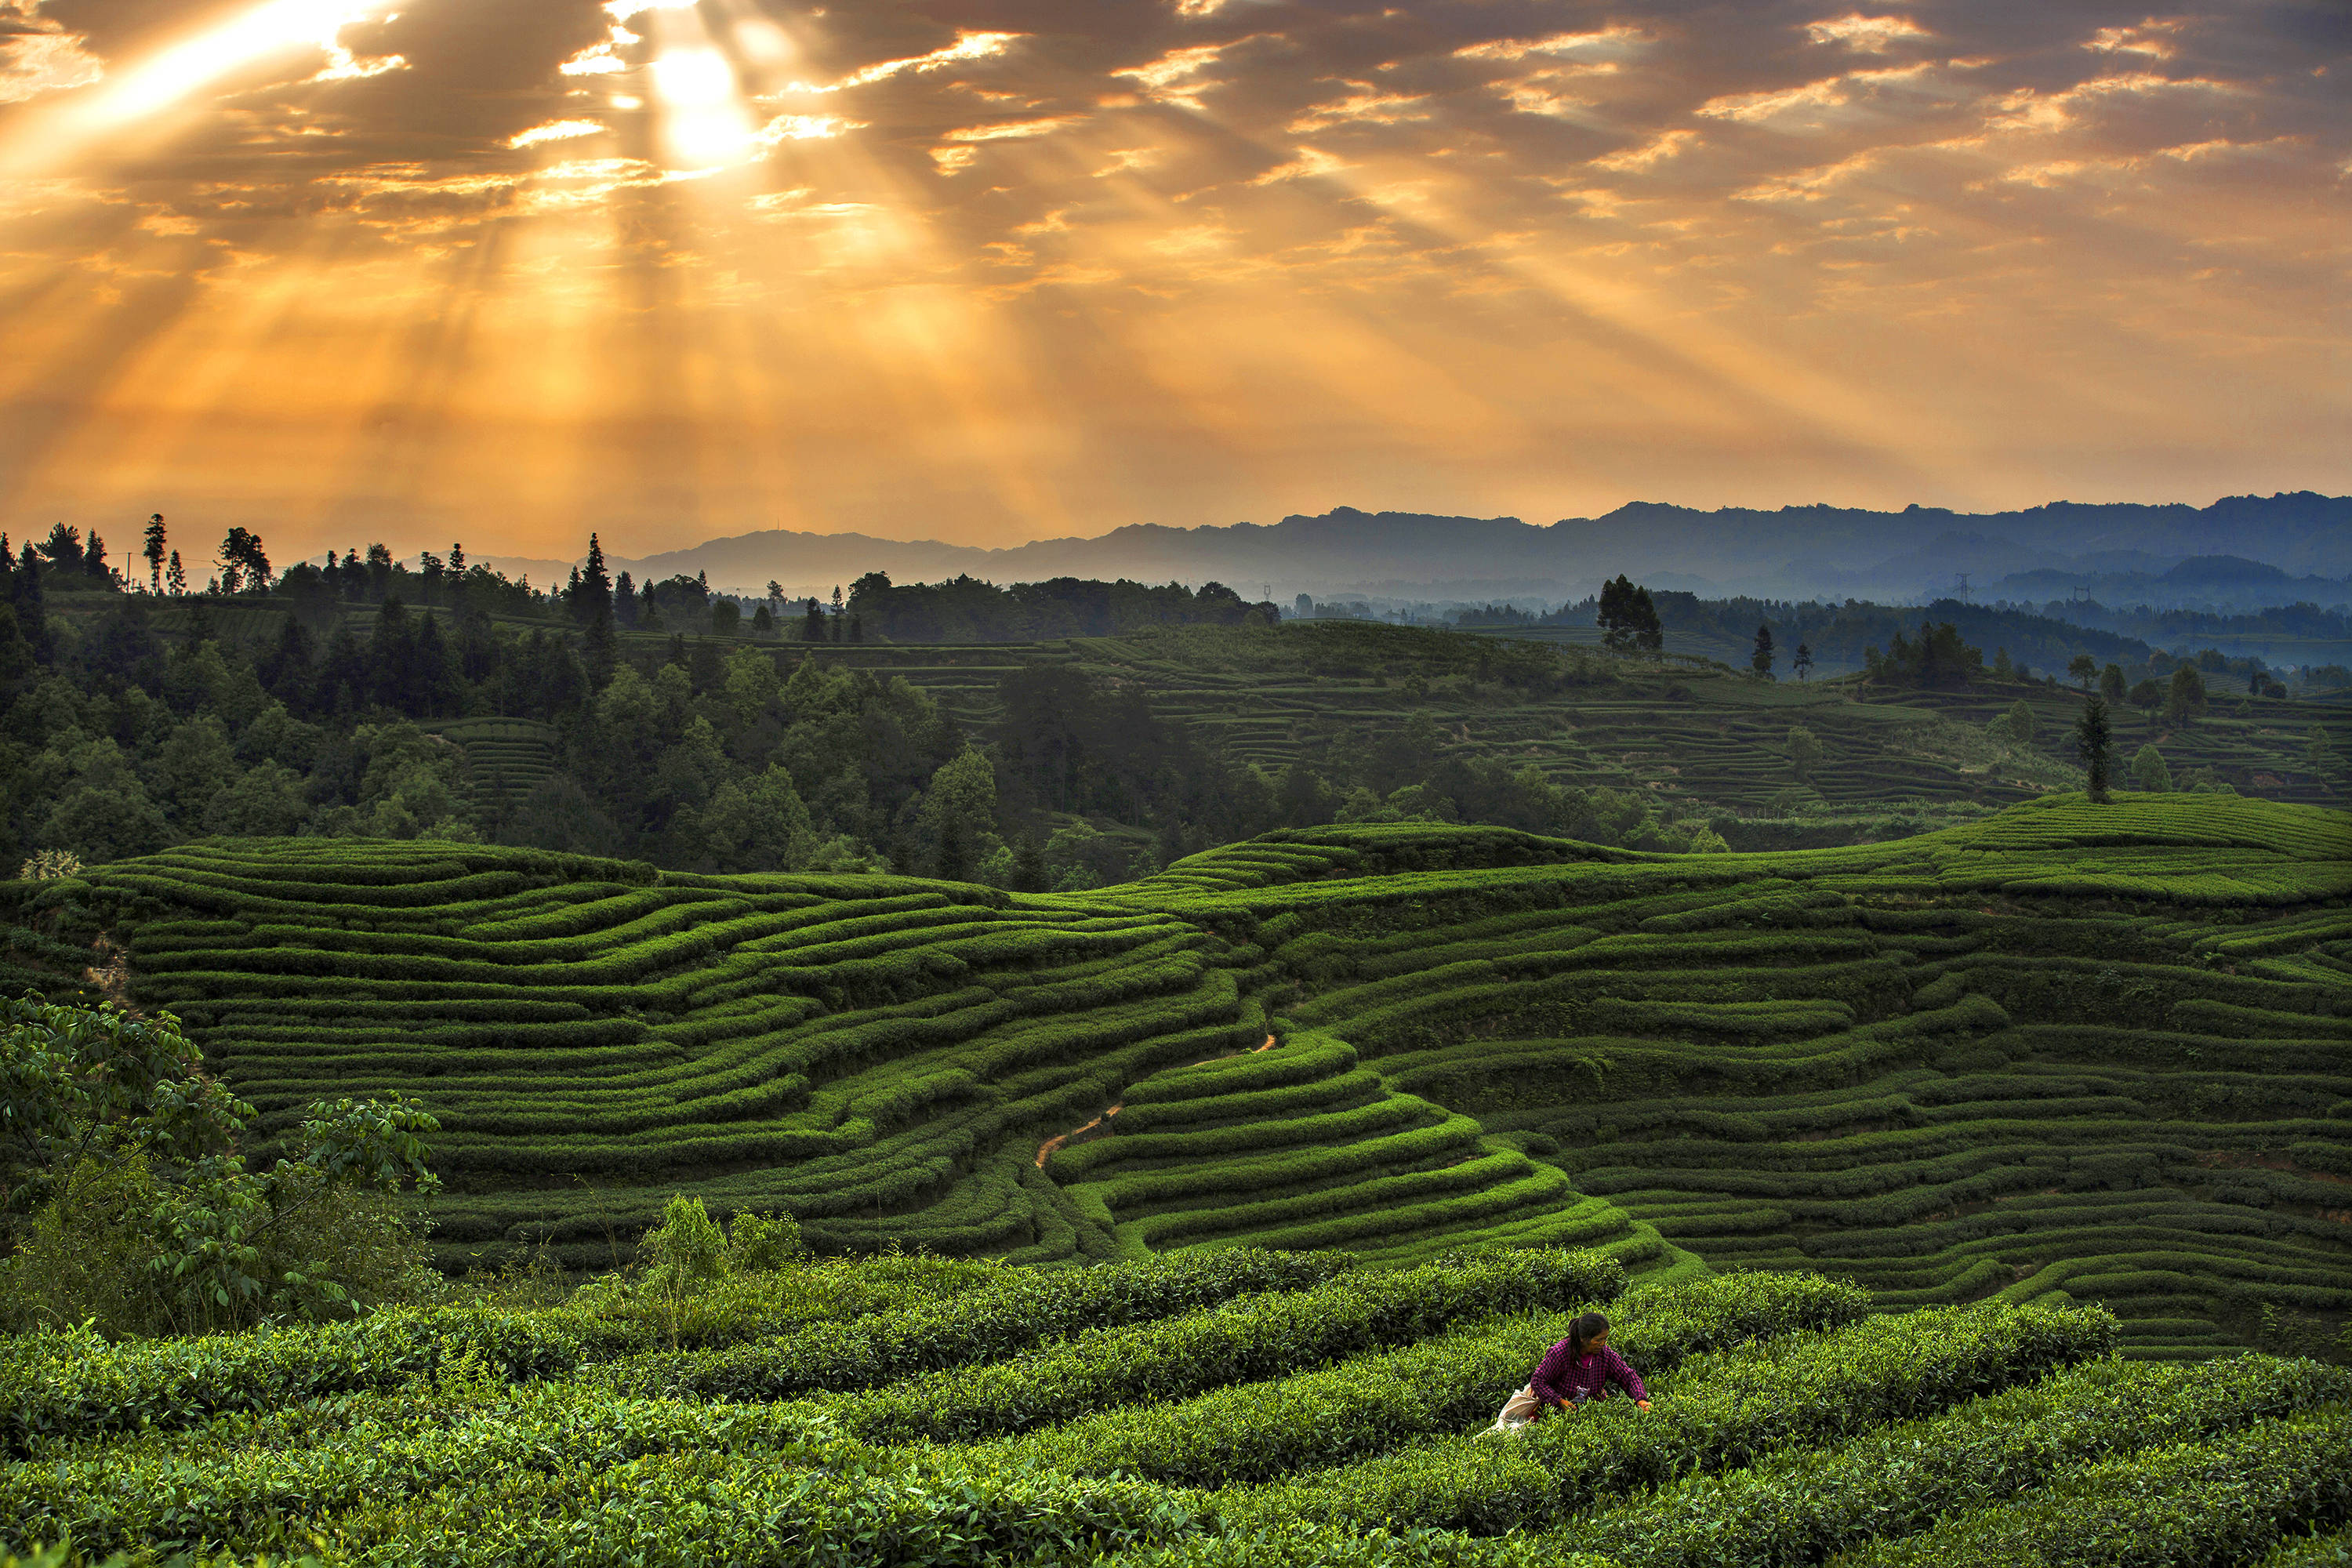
[22,790,2350,1367]
[5,1247,2351,1566]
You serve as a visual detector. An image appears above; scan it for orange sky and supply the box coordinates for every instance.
[0,0,2345,564]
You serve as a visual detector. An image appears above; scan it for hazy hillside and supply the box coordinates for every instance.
[473,492,2352,608]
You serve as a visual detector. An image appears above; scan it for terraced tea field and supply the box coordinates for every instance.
[5,1247,2349,1566]
[740,621,2346,815]
[44,791,2352,1362]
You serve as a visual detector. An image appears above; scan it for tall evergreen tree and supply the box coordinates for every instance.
[1792,642,1813,681]
[143,514,166,594]
[2074,694,2113,804]
[1751,623,1774,678]
[582,533,614,621]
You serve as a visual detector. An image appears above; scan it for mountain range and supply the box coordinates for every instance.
[472,491,2352,611]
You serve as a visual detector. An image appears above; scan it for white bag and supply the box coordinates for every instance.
[1485,1384,1544,1436]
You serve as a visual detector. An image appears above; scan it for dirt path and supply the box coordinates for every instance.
[1033,1035,1281,1167]
[1036,1106,1120,1167]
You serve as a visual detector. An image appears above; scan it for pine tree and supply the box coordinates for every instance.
[166,550,187,596]
[1751,623,1774,678]
[143,514,166,594]
[583,533,614,621]
[803,597,826,642]
[2075,694,2113,804]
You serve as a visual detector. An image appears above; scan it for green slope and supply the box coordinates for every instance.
[27,791,2352,1356]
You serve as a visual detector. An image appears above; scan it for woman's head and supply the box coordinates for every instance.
[1567,1311,1610,1355]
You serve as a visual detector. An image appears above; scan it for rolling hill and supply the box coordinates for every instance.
[28,790,2350,1363]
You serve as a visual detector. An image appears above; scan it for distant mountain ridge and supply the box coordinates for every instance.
[476,491,2350,608]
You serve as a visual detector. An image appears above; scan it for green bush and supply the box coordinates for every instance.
[1582,1353,2351,1566]
[1226,1302,2118,1535]
[825,1248,1626,1446]
[1844,1407,2352,1567]
[1007,1270,1864,1487]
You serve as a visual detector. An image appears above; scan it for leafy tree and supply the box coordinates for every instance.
[751,604,774,637]
[2004,699,2036,747]
[1,997,440,1335]
[1596,575,1662,659]
[2126,677,2164,713]
[2067,654,2097,690]
[2163,664,2208,726]
[2099,663,2126,706]
[1751,623,1774,678]
[1791,643,1813,682]
[37,523,83,573]
[2074,694,2113,803]
[918,744,1003,880]
[2130,743,2172,793]
[142,515,167,593]
[216,527,270,595]
[1871,622,1983,689]
[712,601,741,638]
[802,597,826,642]
[1787,724,1820,782]
[695,765,815,872]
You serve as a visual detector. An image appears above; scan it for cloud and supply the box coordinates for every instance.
[1803,15,1932,53]
[1453,27,1649,64]
[2085,18,2186,60]
[1592,128,1700,172]
[507,118,604,149]
[0,28,101,103]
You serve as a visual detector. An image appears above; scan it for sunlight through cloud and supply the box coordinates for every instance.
[792,31,1022,95]
[1803,15,1933,53]
[508,119,607,151]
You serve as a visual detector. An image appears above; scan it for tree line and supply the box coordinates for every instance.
[2,535,1732,889]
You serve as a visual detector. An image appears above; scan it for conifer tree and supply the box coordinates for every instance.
[143,514,166,593]
[2075,694,2113,803]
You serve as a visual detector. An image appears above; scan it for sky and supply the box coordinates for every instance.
[0,0,2344,564]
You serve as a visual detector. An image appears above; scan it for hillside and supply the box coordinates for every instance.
[4,1246,2349,1566]
[25,792,2350,1362]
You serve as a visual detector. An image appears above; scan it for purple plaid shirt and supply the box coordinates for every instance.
[1530,1341,1646,1408]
